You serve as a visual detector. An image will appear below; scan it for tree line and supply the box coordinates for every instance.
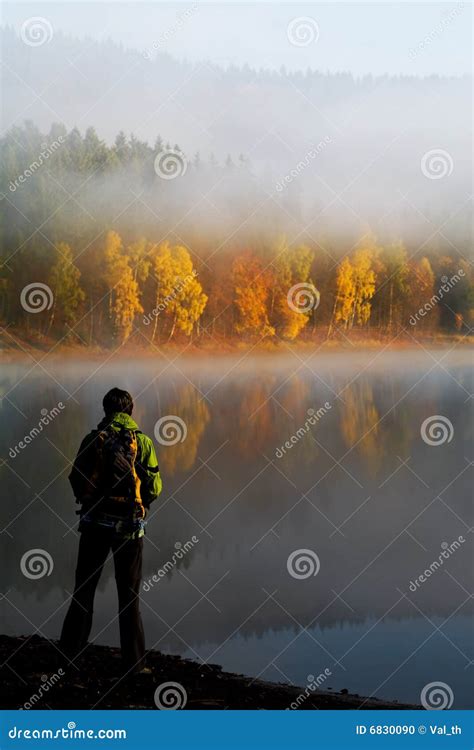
[3,229,472,347]
[1,124,472,346]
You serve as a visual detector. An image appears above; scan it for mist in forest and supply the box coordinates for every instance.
[0,21,472,246]
[1,7,472,348]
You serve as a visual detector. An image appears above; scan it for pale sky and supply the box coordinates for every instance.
[2,1,472,76]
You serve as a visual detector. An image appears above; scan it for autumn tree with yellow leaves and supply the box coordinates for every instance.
[7,219,471,346]
[232,251,275,339]
[101,230,143,343]
[332,244,377,330]
[269,238,315,340]
[145,242,207,342]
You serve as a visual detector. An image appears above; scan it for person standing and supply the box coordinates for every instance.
[60,388,162,674]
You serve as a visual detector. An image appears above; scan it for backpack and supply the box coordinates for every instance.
[88,425,144,517]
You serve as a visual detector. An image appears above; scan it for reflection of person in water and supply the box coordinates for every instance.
[60,388,162,674]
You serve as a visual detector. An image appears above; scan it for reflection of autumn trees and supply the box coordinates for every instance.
[236,377,278,459]
[158,385,210,477]
[234,375,320,463]
[232,373,415,476]
[339,380,414,476]
[340,381,382,474]
[277,377,312,423]
[2,361,472,609]
[232,374,419,478]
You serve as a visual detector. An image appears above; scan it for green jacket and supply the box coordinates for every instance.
[69,412,162,509]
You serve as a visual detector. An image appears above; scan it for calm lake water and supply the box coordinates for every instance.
[1,349,473,707]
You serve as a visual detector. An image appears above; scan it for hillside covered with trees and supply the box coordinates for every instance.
[1,126,472,350]
[1,25,472,350]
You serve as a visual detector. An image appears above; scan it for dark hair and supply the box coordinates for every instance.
[103,388,134,416]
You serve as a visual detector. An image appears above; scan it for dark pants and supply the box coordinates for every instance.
[60,527,145,673]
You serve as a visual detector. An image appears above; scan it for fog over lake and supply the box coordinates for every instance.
[1,350,472,706]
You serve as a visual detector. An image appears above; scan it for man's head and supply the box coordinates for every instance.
[103,388,134,417]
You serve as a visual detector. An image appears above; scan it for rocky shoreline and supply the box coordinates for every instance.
[0,635,420,710]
